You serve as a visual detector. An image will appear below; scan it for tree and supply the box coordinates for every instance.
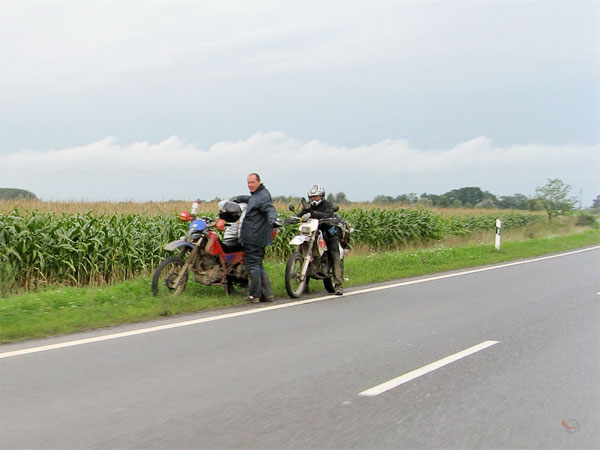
[437,195,450,208]
[0,188,37,200]
[394,194,410,204]
[498,193,530,210]
[592,195,600,210]
[534,178,577,221]
[334,192,349,204]
[420,193,440,206]
[475,199,496,209]
[373,195,395,204]
[443,187,498,207]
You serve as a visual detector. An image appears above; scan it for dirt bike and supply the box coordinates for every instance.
[151,203,249,297]
[283,201,351,298]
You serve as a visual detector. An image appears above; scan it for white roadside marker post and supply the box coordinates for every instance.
[495,218,502,250]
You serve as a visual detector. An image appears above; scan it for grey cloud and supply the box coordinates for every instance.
[1,133,597,205]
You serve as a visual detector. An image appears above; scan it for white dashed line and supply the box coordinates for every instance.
[359,341,500,396]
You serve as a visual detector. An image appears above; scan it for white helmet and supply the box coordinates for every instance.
[307,185,325,206]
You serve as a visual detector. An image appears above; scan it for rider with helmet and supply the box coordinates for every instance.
[297,185,344,295]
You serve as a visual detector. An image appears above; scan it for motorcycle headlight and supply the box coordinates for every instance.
[189,230,203,240]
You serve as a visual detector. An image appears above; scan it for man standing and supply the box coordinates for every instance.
[238,173,278,303]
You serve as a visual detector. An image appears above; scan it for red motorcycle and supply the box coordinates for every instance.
[151,203,249,296]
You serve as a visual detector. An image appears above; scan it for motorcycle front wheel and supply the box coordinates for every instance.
[285,252,307,298]
[152,256,188,296]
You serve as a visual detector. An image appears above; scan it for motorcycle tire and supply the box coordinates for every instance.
[285,252,308,298]
[323,277,335,293]
[151,256,188,296]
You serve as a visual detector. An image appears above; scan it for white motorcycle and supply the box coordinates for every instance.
[283,202,351,298]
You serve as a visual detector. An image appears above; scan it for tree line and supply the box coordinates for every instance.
[274,179,598,214]
[4,179,598,219]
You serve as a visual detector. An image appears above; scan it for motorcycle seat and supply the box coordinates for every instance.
[221,239,244,253]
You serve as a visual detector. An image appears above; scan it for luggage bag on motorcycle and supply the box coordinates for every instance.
[330,215,352,249]
[218,201,242,222]
[339,218,352,249]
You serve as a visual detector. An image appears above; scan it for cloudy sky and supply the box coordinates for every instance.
[1,0,599,205]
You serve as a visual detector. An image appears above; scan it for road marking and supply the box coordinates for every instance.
[2,245,598,359]
[359,340,500,397]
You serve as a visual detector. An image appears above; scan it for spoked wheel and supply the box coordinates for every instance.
[152,256,188,296]
[285,252,307,298]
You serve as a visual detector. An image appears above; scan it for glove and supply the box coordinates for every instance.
[272,219,282,228]
[231,195,250,204]
[301,213,311,221]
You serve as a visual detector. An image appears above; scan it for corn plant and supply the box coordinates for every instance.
[1,208,542,295]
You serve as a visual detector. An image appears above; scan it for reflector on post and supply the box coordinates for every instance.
[495,218,502,250]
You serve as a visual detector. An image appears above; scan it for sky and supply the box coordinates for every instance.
[1,0,599,206]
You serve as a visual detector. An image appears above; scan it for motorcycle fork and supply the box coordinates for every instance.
[173,242,200,287]
[299,235,316,281]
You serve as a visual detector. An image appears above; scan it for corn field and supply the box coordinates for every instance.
[1,208,542,295]
[0,211,188,294]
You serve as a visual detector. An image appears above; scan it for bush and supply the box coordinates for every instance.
[575,213,597,227]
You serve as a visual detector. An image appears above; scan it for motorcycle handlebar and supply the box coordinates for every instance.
[284,216,301,225]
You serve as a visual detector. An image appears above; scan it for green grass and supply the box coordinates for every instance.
[1,230,598,344]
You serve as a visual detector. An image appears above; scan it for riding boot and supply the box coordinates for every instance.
[333,258,344,292]
[260,269,274,301]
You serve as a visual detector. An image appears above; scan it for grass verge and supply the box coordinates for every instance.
[1,230,598,344]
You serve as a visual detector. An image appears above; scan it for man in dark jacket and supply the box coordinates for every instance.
[236,173,278,303]
[298,184,344,295]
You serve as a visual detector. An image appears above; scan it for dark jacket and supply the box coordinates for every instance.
[239,184,277,247]
[298,199,339,221]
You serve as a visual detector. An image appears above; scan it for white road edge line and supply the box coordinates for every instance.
[1,245,598,359]
[359,340,500,397]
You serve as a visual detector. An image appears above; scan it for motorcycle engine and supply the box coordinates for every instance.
[232,263,247,281]
[192,254,222,284]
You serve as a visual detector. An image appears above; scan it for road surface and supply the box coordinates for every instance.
[1,246,599,448]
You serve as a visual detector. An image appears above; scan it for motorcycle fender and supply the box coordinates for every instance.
[164,240,194,251]
[316,233,327,256]
[289,235,309,246]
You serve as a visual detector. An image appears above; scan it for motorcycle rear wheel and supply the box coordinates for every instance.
[152,256,188,296]
[285,252,307,298]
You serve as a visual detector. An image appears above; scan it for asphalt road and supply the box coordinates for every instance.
[1,246,599,449]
